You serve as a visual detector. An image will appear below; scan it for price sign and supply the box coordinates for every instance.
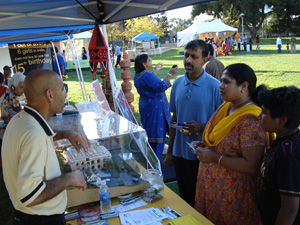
[8,41,53,75]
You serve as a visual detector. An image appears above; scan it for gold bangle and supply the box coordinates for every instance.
[218,155,224,166]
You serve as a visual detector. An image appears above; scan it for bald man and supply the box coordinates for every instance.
[2,70,90,225]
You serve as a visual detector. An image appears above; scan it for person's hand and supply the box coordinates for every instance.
[69,170,87,191]
[153,62,163,73]
[195,147,218,164]
[163,152,173,167]
[66,131,91,152]
[62,76,66,81]
[182,120,203,136]
[191,141,205,148]
[168,65,178,75]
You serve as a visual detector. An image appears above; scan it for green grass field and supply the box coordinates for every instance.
[65,37,299,122]
[0,37,299,224]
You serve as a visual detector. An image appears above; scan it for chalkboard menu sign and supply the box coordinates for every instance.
[8,41,53,75]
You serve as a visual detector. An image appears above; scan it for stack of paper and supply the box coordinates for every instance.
[112,199,147,213]
[119,207,168,225]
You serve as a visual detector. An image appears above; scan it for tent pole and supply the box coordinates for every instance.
[101,24,118,112]
[70,36,88,99]
[50,42,63,77]
[67,36,87,101]
[130,19,133,50]
[50,41,70,104]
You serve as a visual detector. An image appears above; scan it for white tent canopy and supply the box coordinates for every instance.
[177,19,238,47]
[73,31,92,39]
[0,0,214,103]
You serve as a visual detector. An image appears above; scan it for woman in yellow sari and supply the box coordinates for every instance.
[193,63,266,224]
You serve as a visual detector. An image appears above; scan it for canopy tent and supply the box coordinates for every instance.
[0,0,216,174]
[0,0,213,43]
[132,32,158,41]
[177,19,238,47]
[73,31,92,39]
[0,24,96,103]
[0,25,94,45]
[0,0,215,101]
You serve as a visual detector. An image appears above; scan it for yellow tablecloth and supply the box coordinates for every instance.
[66,185,213,225]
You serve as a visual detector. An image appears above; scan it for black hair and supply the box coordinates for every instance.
[134,54,148,73]
[0,72,4,84]
[185,40,209,58]
[52,46,59,53]
[224,63,266,106]
[207,43,214,56]
[258,86,300,129]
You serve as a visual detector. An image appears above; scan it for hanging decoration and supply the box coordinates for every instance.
[89,24,109,80]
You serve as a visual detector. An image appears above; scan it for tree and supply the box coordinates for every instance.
[106,21,126,42]
[122,17,166,40]
[169,18,192,35]
[192,0,300,38]
[106,15,170,46]
[191,0,274,38]
[149,12,169,37]
[270,0,300,35]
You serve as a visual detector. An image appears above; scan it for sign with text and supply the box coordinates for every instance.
[8,41,53,75]
[114,87,138,125]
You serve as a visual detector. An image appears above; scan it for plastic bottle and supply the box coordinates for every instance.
[99,179,111,213]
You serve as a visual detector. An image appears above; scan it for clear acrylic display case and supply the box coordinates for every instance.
[49,101,161,207]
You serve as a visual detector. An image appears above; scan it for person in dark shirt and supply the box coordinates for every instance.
[256,86,300,225]
[3,65,12,86]
[81,47,87,60]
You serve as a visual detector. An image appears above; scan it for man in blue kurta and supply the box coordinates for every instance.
[164,40,223,207]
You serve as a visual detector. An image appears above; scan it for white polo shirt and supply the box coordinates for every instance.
[2,106,67,215]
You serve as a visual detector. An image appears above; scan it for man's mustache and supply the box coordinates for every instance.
[184,63,194,68]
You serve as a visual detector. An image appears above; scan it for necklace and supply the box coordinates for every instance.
[228,100,253,115]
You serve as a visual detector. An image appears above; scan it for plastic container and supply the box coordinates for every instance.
[99,179,111,213]
[140,169,164,202]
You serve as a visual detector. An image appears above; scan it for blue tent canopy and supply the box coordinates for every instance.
[0,0,213,43]
[132,32,158,41]
[0,25,95,45]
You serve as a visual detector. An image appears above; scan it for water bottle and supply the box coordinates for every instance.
[99,179,111,213]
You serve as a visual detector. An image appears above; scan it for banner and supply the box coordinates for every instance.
[8,41,53,75]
